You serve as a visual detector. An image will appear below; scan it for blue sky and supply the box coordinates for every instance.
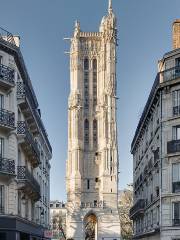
[1,0,180,200]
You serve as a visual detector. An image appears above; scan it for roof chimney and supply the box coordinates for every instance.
[173,19,180,50]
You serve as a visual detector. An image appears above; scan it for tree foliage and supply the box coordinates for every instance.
[52,213,66,239]
[119,189,133,240]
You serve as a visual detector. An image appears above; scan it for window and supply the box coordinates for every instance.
[84,119,89,147]
[95,178,98,182]
[18,191,21,215]
[156,205,160,225]
[0,138,4,158]
[93,119,97,148]
[84,58,89,110]
[0,185,5,213]
[175,58,180,78]
[0,94,4,109]
[31,202,34,221]
[172,163,180,193]
[93,59,97,107]
[87,179,90,189]
[172,90,180,116]
[150,210,153,227]
[173,202,180,225]
[94,200,97,207]
[173,126,180,140]
[25,200,28,219]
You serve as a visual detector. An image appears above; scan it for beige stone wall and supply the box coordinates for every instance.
[173,19,180,50]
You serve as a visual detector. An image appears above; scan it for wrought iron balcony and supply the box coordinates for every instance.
[0,158,15,176]
[129,199,145,219]
[0,109,15,130]
[173,219,180,226]
[154,147,159,166]
[17,82,52,154]
[0,64,15,89]
[17,121,40,167]
[161,66,180,82]
[17,166,40,201]
[17,81,37,111]
[167,140,180,154]
[0,27,16,46]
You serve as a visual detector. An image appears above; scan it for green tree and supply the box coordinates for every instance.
[119,188,133,240]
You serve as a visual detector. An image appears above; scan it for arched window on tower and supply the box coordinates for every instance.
[93,119,98,148]
[84,58,89,110]
[84,119,89,148]
[93,59,97,108]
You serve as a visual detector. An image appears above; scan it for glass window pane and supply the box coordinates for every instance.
[0,95,4,109]
[174,202,180,219]
[177,127,180,140]
[173,164,179,182]
[0,185,4,213]
[0,138,4,158]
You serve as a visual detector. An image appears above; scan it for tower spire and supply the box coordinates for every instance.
[108,0,113,14]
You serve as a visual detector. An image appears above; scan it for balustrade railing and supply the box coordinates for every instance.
[0,27,16,45]
[17,121,40,161]
[0,109,15,129]
[0,158,15,175]
[130,199,145,219]
[17,82,52,154]
[17,166,40,195]
[17,82,37,109]
[0,64,14,85]
[161,66,180,82]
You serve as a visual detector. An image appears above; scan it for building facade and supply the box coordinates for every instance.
[130,20,180,240]
[0,27,52,240]
[50,201,66,239]
[66,1,121,239]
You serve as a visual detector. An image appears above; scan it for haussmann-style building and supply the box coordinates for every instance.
[65,0,121,239]
[0,27,52,240]
[130,20,180,240]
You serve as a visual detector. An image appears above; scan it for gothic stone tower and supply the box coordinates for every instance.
[66,1,121,239]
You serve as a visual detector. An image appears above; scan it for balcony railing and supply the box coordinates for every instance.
[0,64,14,86]
[0,109,15,129]
[161,66,180,82]
[17,121,40,166]
[154,147,159,165]
[167,140,180,154]
[0,27,16,46]
[130,199,145,219]
[17,166,40,200]
[17,81,37,110]
[0,158,15,175]
[173,219,180,226]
